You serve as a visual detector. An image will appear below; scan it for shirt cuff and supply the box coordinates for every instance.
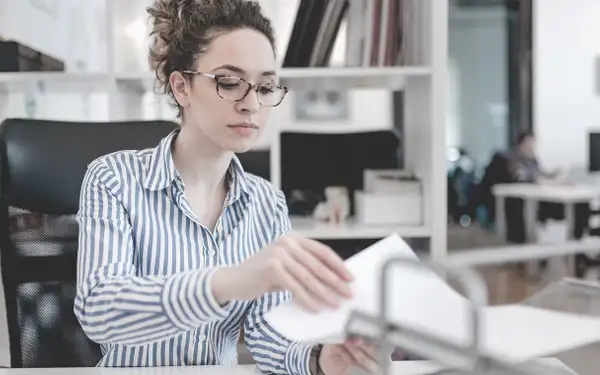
[162,268,232,329]
[285,341,313,375]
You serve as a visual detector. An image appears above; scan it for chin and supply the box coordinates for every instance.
[220,138,257,154]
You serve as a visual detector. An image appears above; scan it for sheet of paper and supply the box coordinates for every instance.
[264,234,600,363]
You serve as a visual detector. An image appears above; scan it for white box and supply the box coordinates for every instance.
[364,169,419,194]
[354,190,422,225]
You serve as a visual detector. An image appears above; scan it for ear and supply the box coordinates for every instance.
[169,71,191,107]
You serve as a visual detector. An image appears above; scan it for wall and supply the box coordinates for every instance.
[448,6,509,169]
[0,0,107,70]
[533,0,600,169]
[0,0,69,59]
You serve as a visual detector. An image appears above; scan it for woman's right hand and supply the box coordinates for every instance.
[211,233,354,311]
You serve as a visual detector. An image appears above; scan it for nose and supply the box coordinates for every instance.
[237,88,260,114]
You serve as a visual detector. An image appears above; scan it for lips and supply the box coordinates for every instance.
[228,122,258,129]
[227,122,259,137]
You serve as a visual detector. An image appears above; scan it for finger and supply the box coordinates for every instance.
[286,239,353,299]
[356,340,380,362]
[345,338,379,361]
[334,345,359,366]
[344,340,379,374]
[296,237,354,282]
[273,260,323,312]
[282,251,341,309]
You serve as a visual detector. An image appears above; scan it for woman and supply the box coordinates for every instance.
[74,0,380,374]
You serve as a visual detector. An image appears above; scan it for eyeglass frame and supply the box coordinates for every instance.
[181,70,289,107]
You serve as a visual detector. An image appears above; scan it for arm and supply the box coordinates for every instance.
[74,161,232,346]
[509,156,564,185]
[243,190,313,375]
[508,157,535,183]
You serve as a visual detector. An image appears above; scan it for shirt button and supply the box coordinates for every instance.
[208,250,216,256]
[197,334,207,341]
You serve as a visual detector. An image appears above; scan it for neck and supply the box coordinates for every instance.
[172,124,233,195]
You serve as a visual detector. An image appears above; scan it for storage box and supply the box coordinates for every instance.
[354,190,422,225]
[0,41,41,72]
[40,53,65,71]
[364,169,419,194]
[0,41,64,72]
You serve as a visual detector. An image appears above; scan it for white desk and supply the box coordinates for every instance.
[0,359,577,375]
[492,183,600,277]
[492,183,599,243]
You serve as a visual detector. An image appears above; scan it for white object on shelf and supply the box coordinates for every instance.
[364,169,418,194]
[354,190,422,226]
[290,216,429,240]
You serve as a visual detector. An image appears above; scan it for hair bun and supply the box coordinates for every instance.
[147,0,193,84]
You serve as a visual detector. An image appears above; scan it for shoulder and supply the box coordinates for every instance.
[82,148,153,193]
[243,173,287,209]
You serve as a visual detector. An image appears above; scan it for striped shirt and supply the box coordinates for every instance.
[74,129,312,374]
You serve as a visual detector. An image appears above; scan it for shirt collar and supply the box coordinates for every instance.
[143,130,179,191]
[225,155,250,205]
[143,129,250,202]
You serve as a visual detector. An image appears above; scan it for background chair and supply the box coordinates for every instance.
[0,118,177,367]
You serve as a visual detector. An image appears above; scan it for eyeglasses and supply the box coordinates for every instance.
[182,71,289,107]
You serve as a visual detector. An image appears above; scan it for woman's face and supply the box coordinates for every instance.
[171,28,279,153]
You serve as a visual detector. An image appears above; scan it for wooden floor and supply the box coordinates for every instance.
[447,224,600,375]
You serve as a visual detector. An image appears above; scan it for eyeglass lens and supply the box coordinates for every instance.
[216,76,285,106]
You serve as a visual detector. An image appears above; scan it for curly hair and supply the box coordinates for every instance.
[146,0,276,118]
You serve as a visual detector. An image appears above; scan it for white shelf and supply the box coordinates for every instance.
[0,72,115,92]
[290,216,430,240]
[279,66,432,90]
[0,66,432,93]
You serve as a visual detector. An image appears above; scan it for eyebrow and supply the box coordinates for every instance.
[211,64,276,77]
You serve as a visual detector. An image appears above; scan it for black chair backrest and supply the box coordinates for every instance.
[475,152,514,216]
[0,118,177,367]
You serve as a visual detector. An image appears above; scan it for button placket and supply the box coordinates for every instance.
[193,329,207,341]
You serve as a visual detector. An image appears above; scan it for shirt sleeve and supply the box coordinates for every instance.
[74,161,232,346]
[243,189,313,375]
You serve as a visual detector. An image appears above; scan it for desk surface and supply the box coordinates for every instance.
[0,359,575,375]
[492,183,599,202]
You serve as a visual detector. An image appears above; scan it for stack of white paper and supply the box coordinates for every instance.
[264,234,600,364]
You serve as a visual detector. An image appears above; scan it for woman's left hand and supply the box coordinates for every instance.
[319,337,381,375]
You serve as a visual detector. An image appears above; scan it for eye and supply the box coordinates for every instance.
[217,76,241,90]
[257,84,276,95]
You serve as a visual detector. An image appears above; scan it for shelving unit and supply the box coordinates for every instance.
[0,0,448,260]
[290,216,431,240]
[0,66,432,93]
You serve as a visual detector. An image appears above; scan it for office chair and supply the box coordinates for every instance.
[575,207,600,278]
[0,118,177,367]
